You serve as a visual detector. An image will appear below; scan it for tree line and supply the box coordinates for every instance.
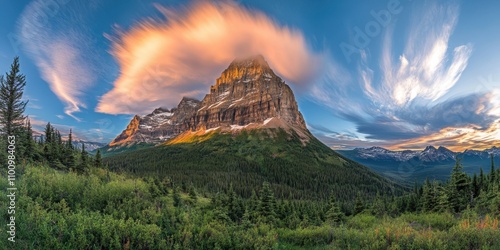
[0,57,102,174]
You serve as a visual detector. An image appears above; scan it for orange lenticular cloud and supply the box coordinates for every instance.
[388,120,500,152]
[96,1,325,115]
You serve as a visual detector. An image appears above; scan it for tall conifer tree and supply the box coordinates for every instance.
[0,57,27,136]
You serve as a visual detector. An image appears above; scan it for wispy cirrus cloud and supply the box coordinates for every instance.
[373,3,472,107]
[96,1,325,115]
[310,1,500,150]
[17,0,99,121]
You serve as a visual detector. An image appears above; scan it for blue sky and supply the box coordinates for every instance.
[1,0,500,151]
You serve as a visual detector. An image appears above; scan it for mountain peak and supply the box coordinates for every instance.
[216,55,275,86]
[109,55,308,147]
[437,146,452,152]
[198,55,307,134]
[366,146,389,152]
[423,145,437,152]
[177,97,201,109]
[180,96,199,102]
[229,54,269,68]
[152,107,170,115]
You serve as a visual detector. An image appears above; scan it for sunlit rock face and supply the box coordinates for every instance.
[192,55,306,130]
[110,55,309,147]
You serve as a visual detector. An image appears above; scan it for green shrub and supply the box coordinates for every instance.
[347,213,378,229]
[278,226,334,247]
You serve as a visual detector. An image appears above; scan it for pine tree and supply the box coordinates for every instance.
[421,179,437,212]
[43,123,56,164]
[241,209,253,229]
[0,57,28,136]
[436,186,451,213]
[22,118,34,160]
[472,173,480,198]
[325,194,343,223]
[370,191,386,216]
[67,129,73,150]
[353,192,364,215]
[44,123,52,144]
[55,130,62,161]
[449,158,470,212]
[479,167,485,190]
[94,149,102,168]
[489,184,500,215]
[188,184,197,203]
[67,150,76,170]
[77,143,88,173]
[248,189,259,221]
[490,154,496,184]
[210,192,230,222]
[228,186,243,222]
[173,186,182,207]
[257,182,276,224]
[65,129,76,169]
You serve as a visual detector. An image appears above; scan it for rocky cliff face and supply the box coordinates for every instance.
[109,97,200,146]
[192,55,306,131]
[109,55,309,147]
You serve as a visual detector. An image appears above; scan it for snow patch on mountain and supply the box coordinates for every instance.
[345,145,500,164]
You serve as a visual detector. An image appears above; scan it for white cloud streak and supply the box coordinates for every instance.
[372,3,472,107]
[17,0,97,121]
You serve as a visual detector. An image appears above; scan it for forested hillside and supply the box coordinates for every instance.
[103,128,402,206]
[1,159,500,249]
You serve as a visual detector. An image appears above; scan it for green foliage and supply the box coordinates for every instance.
[257,182,277,224]
[0,56,27,136]
[448,158,470,212]
[491,153,496,184]
[278,226,334,247]
[347,213,378,229]
[103,129,403,205]
[78,143,89,173]
[353,192,365,215]
[2,161,500,249]
[94,149,102,168]
[325,194,344,223]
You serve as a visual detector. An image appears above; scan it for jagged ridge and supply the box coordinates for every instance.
[109,97,200,146]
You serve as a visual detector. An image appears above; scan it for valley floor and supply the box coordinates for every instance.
[1,164,499,249]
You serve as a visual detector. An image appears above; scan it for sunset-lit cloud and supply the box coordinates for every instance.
[96,1,325,115]
[388,119,500,152]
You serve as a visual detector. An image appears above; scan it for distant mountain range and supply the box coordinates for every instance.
[337,146,500,183]
[71,140,107,152]
[33,134,106,153]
